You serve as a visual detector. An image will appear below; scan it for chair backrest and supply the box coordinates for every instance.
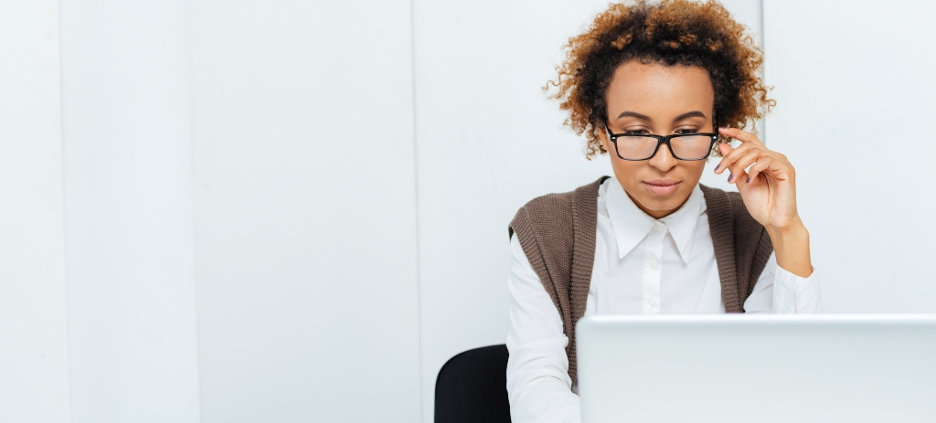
[434,344,511,423]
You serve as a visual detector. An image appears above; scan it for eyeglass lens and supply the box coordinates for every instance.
[615,135,712,160]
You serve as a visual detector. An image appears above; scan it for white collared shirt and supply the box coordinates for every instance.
[505,178,822,423]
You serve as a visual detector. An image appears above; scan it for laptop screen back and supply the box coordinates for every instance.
[576,315,936,423]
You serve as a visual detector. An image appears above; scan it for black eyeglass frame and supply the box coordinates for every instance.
[604,117,720,161]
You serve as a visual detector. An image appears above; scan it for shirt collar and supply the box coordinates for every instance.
[605,177,706,264]
[659,184,706,264]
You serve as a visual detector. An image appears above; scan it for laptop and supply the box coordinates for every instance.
[576,314,936,423]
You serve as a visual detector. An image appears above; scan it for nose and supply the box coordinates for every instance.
[647,141,678,172]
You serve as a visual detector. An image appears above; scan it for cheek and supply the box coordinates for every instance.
[683,161,707,181]
[609,159,646,186]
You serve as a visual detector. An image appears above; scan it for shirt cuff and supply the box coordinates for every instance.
[773,266,823,313]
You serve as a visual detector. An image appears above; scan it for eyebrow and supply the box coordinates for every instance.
[616,111,652,121]
[673,111,707,121]
[615,110,708,122]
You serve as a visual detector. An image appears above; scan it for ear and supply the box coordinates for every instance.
[596,123,611,152]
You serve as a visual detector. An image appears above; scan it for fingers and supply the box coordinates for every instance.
[714,142,754,175]
[746,156,774,183]
[714,128,796,191]
[716,142,777,186]
[727,149,762,184]
[714,127,773,184]
[718,127,765,148]
[716,141,733,159]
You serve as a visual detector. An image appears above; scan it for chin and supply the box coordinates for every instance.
[633,191,691,216]
[640,198,681,212]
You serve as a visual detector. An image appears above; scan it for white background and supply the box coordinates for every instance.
[0,1,933,422]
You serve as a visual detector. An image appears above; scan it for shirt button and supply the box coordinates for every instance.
[647,300,656,308]
[648,259,659,269]
[652,223,663,232]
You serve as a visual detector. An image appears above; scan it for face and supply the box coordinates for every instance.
[599,61,716,219]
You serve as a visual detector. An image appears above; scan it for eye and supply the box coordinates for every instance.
[624,129,651,135]
[675,128,699,135]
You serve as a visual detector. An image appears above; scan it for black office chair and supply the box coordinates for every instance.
[435,344,512,423]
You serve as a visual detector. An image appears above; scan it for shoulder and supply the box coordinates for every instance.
[510,177,609,234]
[509,189,576,242]
[517,191,575,219]
[699,184,769,244]
[699,184,753,221]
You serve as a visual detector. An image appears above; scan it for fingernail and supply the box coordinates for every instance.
[714,164,720,171]
[727,173,733,183]
[746,176,751,184]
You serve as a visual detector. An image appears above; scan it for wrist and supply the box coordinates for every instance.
[767,219,813,278]
[766,218,808,245]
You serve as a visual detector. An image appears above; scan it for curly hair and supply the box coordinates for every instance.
[546,0,774,159]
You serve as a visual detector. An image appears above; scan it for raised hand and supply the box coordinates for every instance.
[713,127,813,277]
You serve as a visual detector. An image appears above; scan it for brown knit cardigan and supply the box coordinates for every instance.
[508,176,773,385]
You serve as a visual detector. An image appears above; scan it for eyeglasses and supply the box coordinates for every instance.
[605,122,719,161]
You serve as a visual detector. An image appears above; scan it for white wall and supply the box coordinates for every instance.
[190,1,421,422]
[0,2,70,422]
[60,2,201,422]
[3,1,936,423]
[763,0,936,312]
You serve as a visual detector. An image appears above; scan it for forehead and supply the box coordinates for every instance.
[605,61,714,119]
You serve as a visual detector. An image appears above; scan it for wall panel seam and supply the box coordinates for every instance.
[56,0,74,421]
[185,1,204,421]
[409,0,425,421]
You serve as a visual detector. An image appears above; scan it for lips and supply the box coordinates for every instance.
[643,179,681,196]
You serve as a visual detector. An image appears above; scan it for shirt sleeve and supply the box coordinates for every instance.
[506,235,582,423]
[743,252,823,313]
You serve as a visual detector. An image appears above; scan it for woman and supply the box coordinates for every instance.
[505,1,822,422]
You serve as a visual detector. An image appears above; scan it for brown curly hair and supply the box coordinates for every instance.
[547,0,774,159]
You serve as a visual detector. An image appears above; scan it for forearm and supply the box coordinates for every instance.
[766,218,813,278]
[507,236,582,422]
[508,376,581,423]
